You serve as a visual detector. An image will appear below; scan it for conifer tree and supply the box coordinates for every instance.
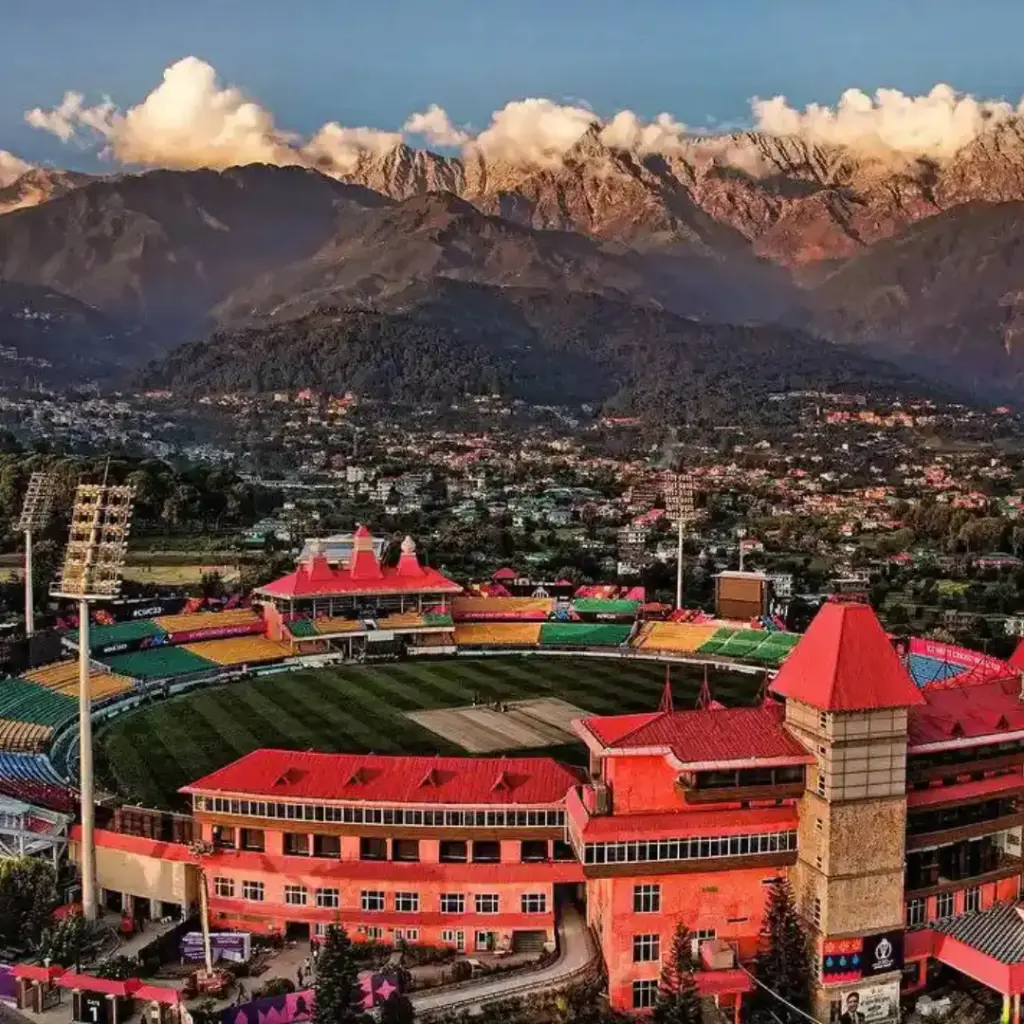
[312,925,361,1024]
[653,923,702,1024]
[751,878,813,1024]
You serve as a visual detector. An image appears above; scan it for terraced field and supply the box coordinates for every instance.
[96,656,762,809]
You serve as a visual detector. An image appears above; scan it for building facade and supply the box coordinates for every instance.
[80,601,1024,1018]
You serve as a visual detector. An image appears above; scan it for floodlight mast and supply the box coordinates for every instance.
[51,480,134,921]
[18,472,56,638]
[671,470,696,611]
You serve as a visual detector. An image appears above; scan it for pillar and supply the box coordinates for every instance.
[24,529,34,637]
[78,600,97,920]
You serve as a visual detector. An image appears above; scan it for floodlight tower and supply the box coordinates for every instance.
[670,470,696,611]
[18,472,56,637]
[51,478,134,920]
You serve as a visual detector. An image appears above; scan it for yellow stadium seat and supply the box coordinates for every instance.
[182,636,292,667]
[24,661,79,689]
[0,718,52,752]
[154,609,263,633]
[51,670,134,701]
[454,623,543,647]
[375,613,425,629]
[313,617,366,635]
[453,597,554,618]
[631,622,718,654]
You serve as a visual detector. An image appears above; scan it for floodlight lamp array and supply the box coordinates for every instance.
[51,483,135,599]
[18,472,56,532]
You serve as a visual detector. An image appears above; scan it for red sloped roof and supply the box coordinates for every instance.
[256,561,461,598]
[56,974,140,996]
[1010,641,1024,671]
[769,601,925,712]
[908,677,1024,747]
[182,750,580,805]
[580,705,811,767]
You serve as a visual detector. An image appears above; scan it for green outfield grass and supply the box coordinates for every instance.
[96,656,763,809]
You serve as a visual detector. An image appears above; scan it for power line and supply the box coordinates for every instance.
[734,963,828,1024]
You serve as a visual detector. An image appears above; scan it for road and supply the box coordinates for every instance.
[411,901,598,1016]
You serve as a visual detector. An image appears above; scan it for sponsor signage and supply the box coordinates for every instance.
[827,980,900,1024]
[862,931,903,978]
[181,931,251,963]
[168,623,263,644]
[822,938,863,983]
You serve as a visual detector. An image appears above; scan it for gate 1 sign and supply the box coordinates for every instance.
[76,993,110,1024]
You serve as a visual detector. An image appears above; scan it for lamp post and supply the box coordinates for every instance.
[51,478,134,921]
[18,472,56,637]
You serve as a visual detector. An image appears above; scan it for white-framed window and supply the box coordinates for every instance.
[440,893,465,914]
[936,892,955,920]
[394,928,419,942]
[395,892,420,913]
[316,888,340,909]
[633,884,660,913]
[365,926,383,940]
[632,980,659,1009]
[284,885,308,906]
[241,880,264,902]
[213,877,235,898]
[521,893,547,914]
[361,890,385,912]
[964,886,981,913]
[691,928,716,957]
[475,930,494,951]
[441,930,465,951]
[475,894,500,914]
[633,934,660,963]
[314,922,329,939]
[906,898,926,927]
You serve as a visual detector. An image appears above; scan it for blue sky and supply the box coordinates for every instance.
[3,0,1024,168]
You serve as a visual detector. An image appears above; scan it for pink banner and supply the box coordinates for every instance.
[168,623,264,644]
[909,638,1008,677]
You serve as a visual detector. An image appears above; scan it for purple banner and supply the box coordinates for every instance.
[0,964,16,1006]
[220,990,313,1024]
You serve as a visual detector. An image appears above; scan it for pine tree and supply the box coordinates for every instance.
[653,923,702,1024]
[751,878,813,1024]
[312,925,361,1024]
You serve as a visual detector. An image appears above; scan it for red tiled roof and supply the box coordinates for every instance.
[580,705,811,768]
[182,750,580,805]
[1011,641,1024,671]
[906,774,1024,809]
[769,601,925,712]
[574,803,799,840]
[56,974,140,997]
[908,677,1024,747]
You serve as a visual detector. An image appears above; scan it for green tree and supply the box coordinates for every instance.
[653,924,701,1024]
[0,856,58,949]
[378,994,415,1024]
[751,878,812,1024]
[37,912,97,969]
[312,925,361,1024]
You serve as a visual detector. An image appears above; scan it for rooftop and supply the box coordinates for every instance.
[909,677,1024,748]
[769,600,925,712]
[577,704,812,769]
[182,750,581,806]
[255,529,462,600]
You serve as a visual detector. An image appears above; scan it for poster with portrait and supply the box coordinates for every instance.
[827,980,900,1024]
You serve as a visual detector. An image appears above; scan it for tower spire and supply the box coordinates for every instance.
[696,665,712,709]
[659,664,674,713]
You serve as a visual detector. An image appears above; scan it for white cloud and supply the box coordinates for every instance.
[303,122,402,175]
[467,98,597,166]
[599,110,689,154]
[0,150,33,188]
[403,104,469,147]
[751,83,1024,163]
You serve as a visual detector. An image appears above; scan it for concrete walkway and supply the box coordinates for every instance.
[411,902,598,1016]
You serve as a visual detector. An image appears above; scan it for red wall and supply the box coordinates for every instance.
[604,756,681,814]
[588,865,785,1011]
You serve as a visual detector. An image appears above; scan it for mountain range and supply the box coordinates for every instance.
[5,121,1024,406]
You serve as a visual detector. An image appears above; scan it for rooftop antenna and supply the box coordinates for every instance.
[51,472,134,921]
[18,471,56,637]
